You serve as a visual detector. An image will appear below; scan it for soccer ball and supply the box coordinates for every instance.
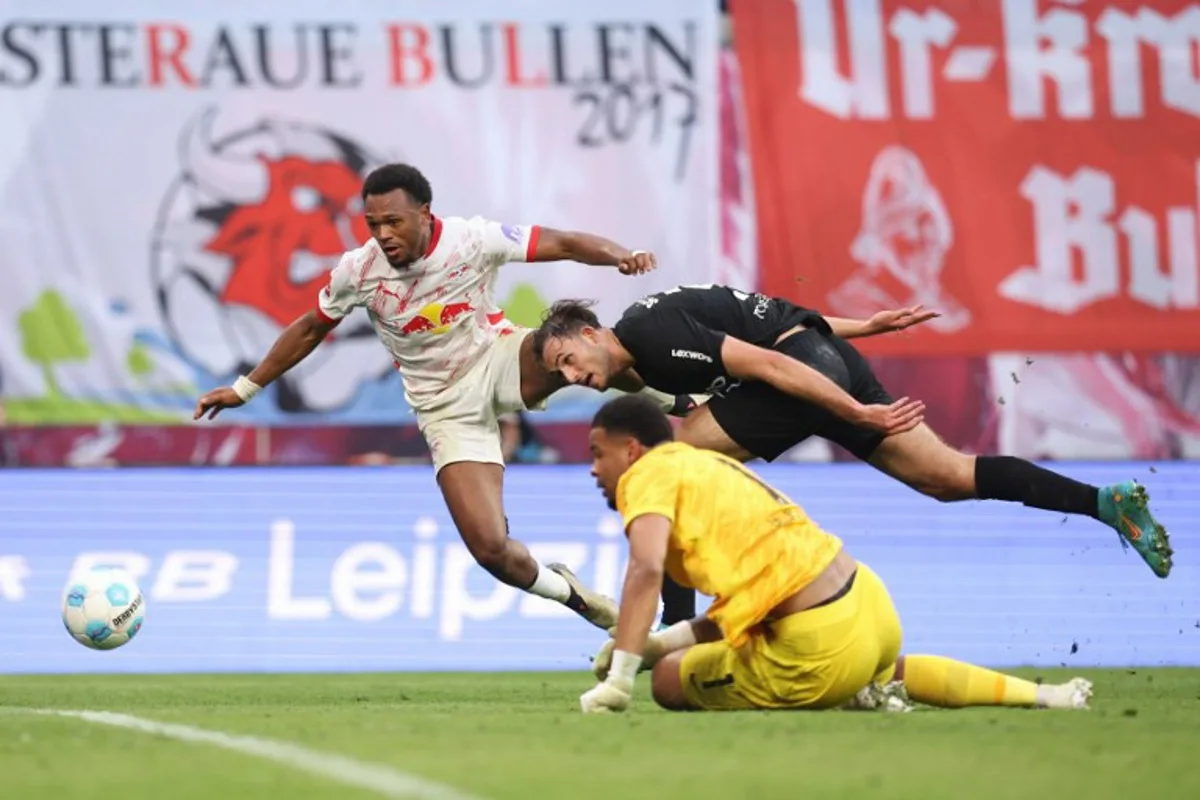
[61,568,146,651]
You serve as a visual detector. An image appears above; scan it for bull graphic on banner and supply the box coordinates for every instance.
[827,146,970,334]
[150,108,394,412]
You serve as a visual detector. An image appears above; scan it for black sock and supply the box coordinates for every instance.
[974,456,1100,519]
[562,588,588,615]
[661,575,696,625]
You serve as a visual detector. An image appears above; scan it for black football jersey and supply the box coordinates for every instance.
[612,284,827,395]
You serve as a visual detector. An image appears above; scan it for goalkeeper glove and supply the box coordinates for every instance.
[592,620,700,681]
[580,650,640,713]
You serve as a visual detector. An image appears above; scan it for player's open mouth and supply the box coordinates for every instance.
[382,244,404,258]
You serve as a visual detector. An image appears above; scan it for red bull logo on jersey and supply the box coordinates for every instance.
[399,302,476,336]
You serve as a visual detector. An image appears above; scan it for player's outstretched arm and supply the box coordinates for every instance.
[530,227,656,275]
[607,368,646,393]
[592,615,721,681]
[826,305,941,339]
[612,514,672,658]
[193,311,336,421]
[720,336,926,436]
[580,513,671,713]
[608,370,699,418]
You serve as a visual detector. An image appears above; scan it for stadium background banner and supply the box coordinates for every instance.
[732,0,1200,356]
[2,464,1197,673]
[0,0,719,426]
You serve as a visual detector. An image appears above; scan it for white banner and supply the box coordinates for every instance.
[0,0,719,423]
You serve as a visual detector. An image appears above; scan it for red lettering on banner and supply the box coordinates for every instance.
[501,24,548,87]
[733,0,1200,354]
[387,24,433,86]
[146,24,196,88]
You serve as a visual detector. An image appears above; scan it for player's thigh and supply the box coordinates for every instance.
[703,380,823,462]
[763,570,895,708]
[703,329,884,463]
[827,333,893,406]
[856,563,903,683]
[491,329,556,411]
[866,422,976,500]
[515,330,564,408]
[810,334,894,460]
[421,415,509,555]
[661,640,759,711]
[437,462,509,558]
[763,619,867,708]
[676,404,754,461]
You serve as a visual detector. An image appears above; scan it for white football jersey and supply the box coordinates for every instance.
[316,216,538,411]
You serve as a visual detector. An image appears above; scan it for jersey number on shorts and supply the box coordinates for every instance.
[691,672,736,691]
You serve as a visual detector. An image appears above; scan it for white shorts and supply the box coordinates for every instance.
[416,330,545,474]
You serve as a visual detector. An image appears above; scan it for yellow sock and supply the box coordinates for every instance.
[900,655,1039,708]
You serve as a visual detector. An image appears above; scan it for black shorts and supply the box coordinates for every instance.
[707,328,894,462]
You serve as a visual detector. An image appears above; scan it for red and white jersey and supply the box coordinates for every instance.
[315,215,540,410]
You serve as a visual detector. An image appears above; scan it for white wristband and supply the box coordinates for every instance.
[609,649,642,686]
[653,620,699,654]
[232,375,262,403]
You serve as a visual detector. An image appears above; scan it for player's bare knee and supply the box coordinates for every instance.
[874,426,976,502]
[650,655,691,711]
[460,528,511,577]
[923,482,972,503]
[935,452,976,501]
[911,451,975,502]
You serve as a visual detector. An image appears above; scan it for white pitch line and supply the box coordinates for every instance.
[11,709,483,800]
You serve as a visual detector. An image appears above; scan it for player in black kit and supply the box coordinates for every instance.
[532,284,1171,624]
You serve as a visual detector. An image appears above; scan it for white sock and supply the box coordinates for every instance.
[1035,684,1066,709]
[1035,682,1087,710]
[527,564,571,602]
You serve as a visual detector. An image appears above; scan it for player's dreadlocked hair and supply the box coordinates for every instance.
[591,395,675,448]
[531,299,603,362]
[361,163,433,206]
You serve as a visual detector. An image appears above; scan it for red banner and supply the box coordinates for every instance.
[733,0,1200,354]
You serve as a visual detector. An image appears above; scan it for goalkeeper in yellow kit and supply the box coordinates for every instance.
[580,395,1094,714]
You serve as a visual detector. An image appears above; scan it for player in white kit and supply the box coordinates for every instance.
[194,163,676,630]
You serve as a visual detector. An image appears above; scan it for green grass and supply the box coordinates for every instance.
[1,670,1196,799]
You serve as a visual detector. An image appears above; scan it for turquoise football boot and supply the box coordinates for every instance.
[1098,481,1173,578]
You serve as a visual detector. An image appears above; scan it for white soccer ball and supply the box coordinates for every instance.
[61,568,147,651]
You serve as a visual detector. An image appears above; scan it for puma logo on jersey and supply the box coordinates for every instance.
[672,349,712,363]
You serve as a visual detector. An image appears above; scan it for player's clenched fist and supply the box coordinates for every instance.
[581,648,642,713]
[618,250,657,275]
[580,678,633,713]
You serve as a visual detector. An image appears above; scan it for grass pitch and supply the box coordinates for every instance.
[1,669,1196,799]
